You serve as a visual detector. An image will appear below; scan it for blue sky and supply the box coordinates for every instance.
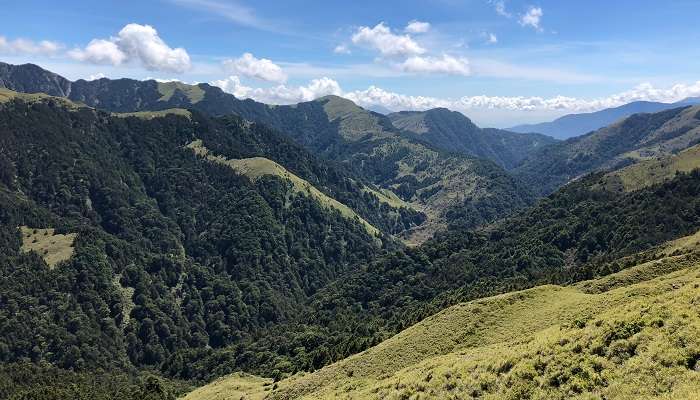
[2,0,700,127]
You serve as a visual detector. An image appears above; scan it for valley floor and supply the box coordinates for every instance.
[184,232,700,400]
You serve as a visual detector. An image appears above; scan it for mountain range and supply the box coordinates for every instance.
[509,97,700,139]
[0,62,553,243]
[2,60,700,400]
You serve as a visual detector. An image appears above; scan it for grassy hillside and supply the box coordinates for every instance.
[596,143,700,192]
[191,232,700,399]
[186,140,380,237]
[113,108,192,120]
[515,104,700,195]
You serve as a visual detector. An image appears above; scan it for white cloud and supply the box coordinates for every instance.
[69,39,126,65]
[491,0,511,18]
[351,22,425,57]
[346,81,700,114]
[405,20,431,34]
[520,7,543,31]
[400,54,470,76]
[87,72,107,81]
[487,33,498,44]
[334,44,351,54]
[0,36,63,56]
[222,53,287,83]
[211,76,342,104]
[68,24,191,73]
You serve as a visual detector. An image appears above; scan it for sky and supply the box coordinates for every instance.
[2,0,700,127]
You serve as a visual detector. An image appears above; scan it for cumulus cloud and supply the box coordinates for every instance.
[210,75,342,104]
[351,22,425,57]
[520,7,543,31]
[347,81,700,114]
[0,36,63,56]
[68,23,191,73]
[69,39,126,65]
[334,44,351,54]
[400,54,470,76]
[405,20,431,34]
[487,33,498,44]
[222,52,286,83]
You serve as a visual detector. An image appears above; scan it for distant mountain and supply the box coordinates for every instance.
[509,98,700,139]
[0,62,536,243]
[389,108,557,169]
[365,104,394,115]
[514,104,700,194]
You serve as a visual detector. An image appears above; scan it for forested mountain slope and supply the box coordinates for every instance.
[389,107,556,169]
[0,62,537,243]
[514,104,700,194]
[0,90,422,392]
[255,167,700,378]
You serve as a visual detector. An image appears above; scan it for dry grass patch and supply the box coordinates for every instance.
[20,226,77,268]
[157,82,205,103]
[113,108,192,120]
[182,372,272,400]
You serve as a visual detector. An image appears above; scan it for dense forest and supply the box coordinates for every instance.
[0,96,406,398]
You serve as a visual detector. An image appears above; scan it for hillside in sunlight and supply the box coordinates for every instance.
[186,230,700,399]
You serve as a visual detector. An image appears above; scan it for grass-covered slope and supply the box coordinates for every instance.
[389,107,557,169]
[186,140,380,236]
[596,143,700,192]
[192,233,700,399]
[515,104,700,195]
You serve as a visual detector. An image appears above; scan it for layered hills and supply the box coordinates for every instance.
[509,97,700,139]
[515,104,700,194]
[3,60,700,400]
[0,62,544,242]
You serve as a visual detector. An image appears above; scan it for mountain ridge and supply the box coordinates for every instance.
[509,98,700,139]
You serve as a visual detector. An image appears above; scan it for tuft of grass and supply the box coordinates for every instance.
[157,82,205,103]
[19,226,77,268]
[186,140,380,237]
